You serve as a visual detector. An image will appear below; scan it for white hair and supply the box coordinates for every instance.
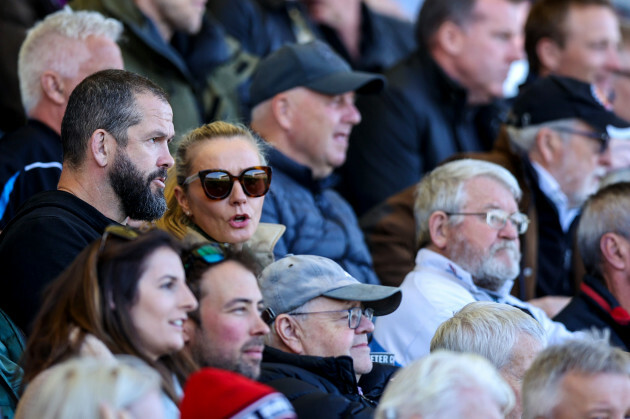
[23,356,161,419]
[430,301,546,370]
[18,7,123,113]
[506,118,582,152]
[414,159,522,249]
[375,351,515,419]
[522,336,630,419]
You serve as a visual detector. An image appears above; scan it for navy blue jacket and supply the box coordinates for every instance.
[260,147,380,284]
[0,119,62,229]
[554,274,630,350]
[260,346,396,418]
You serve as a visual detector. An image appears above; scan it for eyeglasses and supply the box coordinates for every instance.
[552,127,610,154]
[182,242,226,274]
[288,307,375,330]
[98,224,140,255]
[183,166,272,200]
[444,209,530,235]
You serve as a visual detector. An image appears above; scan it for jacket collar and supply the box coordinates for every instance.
[267,147,338,193]
[262,346,359,394]
[416,49,471,118]
[581,274,630,326]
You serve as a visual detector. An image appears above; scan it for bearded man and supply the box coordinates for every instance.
[371,159,575,365]
[0,69,174,333]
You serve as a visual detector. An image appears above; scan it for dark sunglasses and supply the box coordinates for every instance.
[182,242,227,274]
[183,166,272,200]
[552,127,610,154]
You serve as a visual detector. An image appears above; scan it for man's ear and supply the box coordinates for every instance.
[600,232,628,271]
[274,314,304,354]
[536,38,562,73]
[89,130,114,168]
[271,93,293,131]
[535,127,562,165]
[428,211,451,250]
[40,70,66,105]
[434,21,466,55]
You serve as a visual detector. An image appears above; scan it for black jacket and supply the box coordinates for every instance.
[554,274,630,350]
[341,49,489,216]
[317,3,415,72]
[259,346,396,418]
[0,190,116,332]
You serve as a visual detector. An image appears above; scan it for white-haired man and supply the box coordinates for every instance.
[365,75,629,316]
[0,9,123,229]
[375,351,515,419]
[431,301,546,419]
[371,159,575,365]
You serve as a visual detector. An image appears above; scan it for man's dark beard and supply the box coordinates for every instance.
[108,151,167,221]
[191,332,264,380]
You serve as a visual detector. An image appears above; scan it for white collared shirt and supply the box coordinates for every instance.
[371,249,575,366]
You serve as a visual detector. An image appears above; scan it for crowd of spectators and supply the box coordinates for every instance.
[1,0,630,417]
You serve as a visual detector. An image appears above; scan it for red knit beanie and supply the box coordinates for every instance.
[180,368,296,419]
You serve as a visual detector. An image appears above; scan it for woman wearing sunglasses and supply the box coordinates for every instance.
[158,121,283,265]
[18,227,198,419]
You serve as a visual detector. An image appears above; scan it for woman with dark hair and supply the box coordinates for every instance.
[17,227,198,418]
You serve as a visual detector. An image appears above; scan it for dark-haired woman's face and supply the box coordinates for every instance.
[129,247,198,360]
[175,138,265,245]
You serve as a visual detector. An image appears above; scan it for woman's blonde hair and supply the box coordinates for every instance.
[25,356,161,419]
[157,121,267,240]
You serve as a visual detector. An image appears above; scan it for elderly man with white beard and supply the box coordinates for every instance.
[371,159,576,366]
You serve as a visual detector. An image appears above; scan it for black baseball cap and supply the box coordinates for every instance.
[249,40,385,107]
[507,75,630,137]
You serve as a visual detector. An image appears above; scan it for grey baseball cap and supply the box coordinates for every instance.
[259,255,401,324]
[249,40,385,107]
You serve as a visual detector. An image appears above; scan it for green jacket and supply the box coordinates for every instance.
[71,0,258,149]
[0,309,25,419]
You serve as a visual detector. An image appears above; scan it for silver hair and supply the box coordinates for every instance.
[18,7,123,113]
[506,118,582,152]
[414,159,522,249]
[577,182,630,276]
[522,336,630,419]
[375,350,515,419]
[430,301,546,370]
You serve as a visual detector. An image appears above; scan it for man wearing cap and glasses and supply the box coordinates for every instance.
[257,254,401,418]
[371,159,575,367]
[365,74,630,315]
[249,40,385,285]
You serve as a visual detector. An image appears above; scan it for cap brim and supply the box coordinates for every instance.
[580,105,630,134]
[323,284,401,316]
[305,71,385,96]
[607,124,630,139]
